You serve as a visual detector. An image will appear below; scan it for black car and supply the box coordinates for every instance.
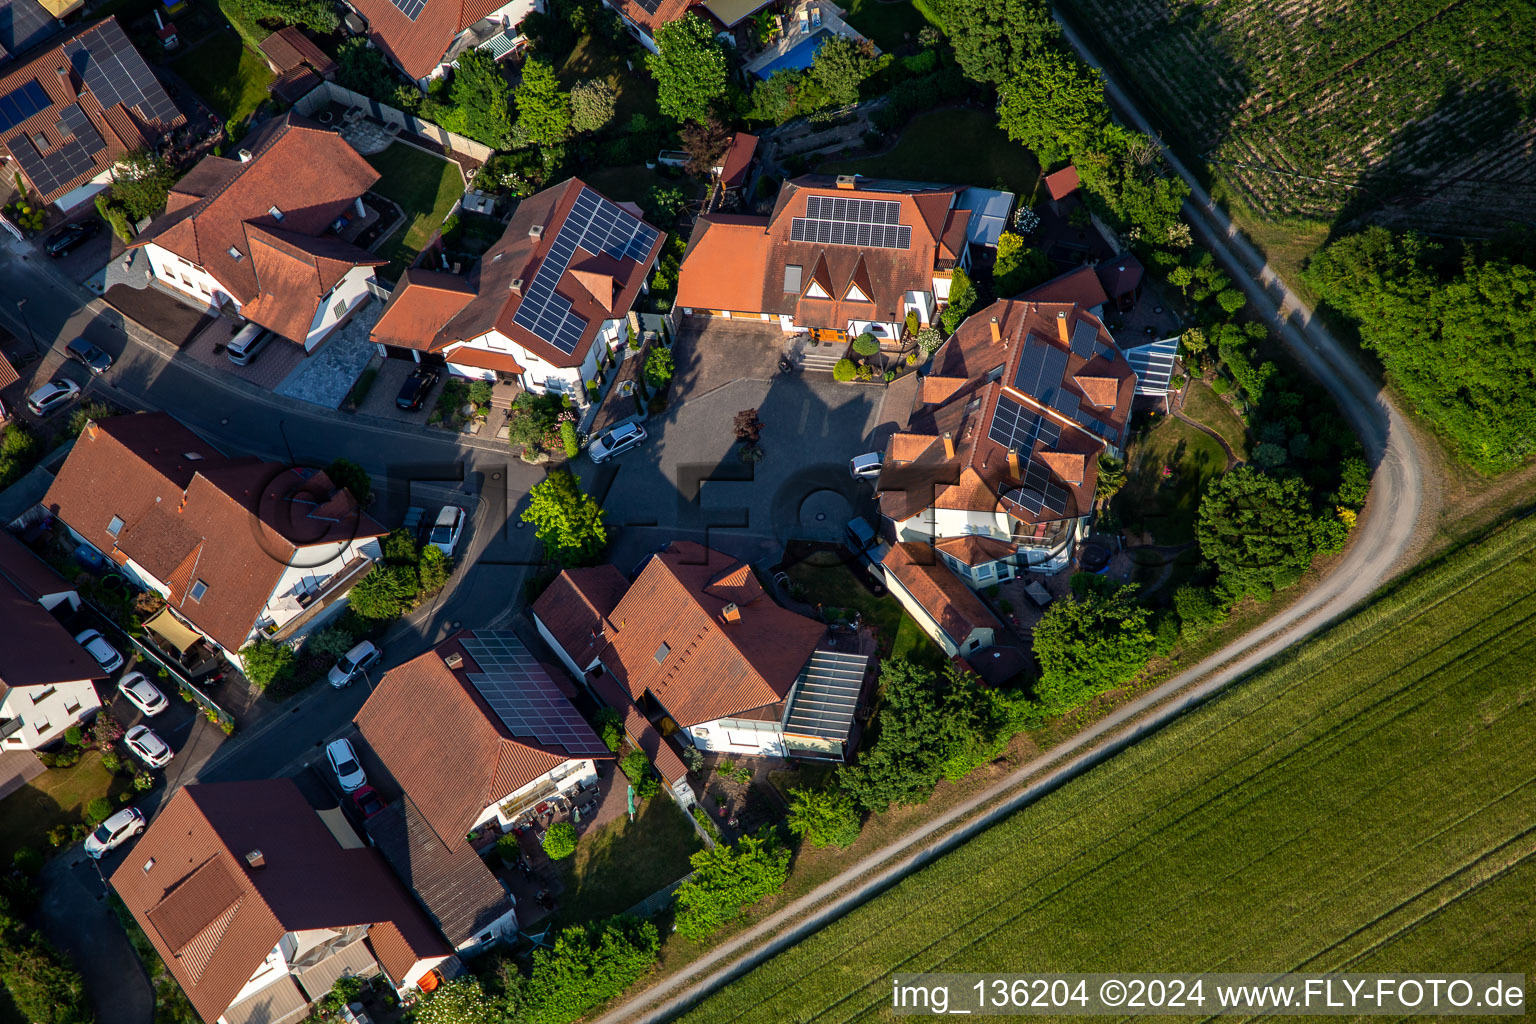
[395,367,440,410]
[45,219,100,259]
[65,336,113,375]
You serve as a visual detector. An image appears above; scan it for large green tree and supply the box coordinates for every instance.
[515,57,572,148]
[674,831,791,941]
[647,14,728,123]
[1197,466,1318,601]
[569,78,617,134]
[450,49,515,148]
[523,916,659,1024]
[1304,228,1536,472]
[1031,581,1156,712]
[1075,125,1190,242]
[807,35,874,108]
[786,787,862,849]
[107,151,176,221]
[522,469,607,566]
[996,50,1109,166]
[938,0,1057,85]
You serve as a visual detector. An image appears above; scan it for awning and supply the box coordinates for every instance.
[293,936,379,1002]
[702,0,773,26]
[144,607,203,653]
[447,347,525,375]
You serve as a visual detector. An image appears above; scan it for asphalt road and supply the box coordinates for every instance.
[586,27,1430,1024]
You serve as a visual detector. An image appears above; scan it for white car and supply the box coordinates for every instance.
[327,738,367,793]
[125,724,173,769]
[26,378,80,417]
[117,672,168,717]
[849,452,883,479]
[83,807,145,859]
[75,628,124,673]
[429,506,464,557]
[587,421,646,464]
[327,641,381,689]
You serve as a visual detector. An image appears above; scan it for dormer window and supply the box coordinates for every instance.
[804,279,829,299]
[845,282,869,302]
[189,580,208,601]
[228,246,244,261]
[268,206,284,221]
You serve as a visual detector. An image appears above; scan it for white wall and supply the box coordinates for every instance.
[531,612,598,683]
[143,242,232,311]
[303,265,376,350]
[254,536,384,639]
[0,680,101,750]
[933,273,953,302]
[449,328,603,395]
[476,758,597,830]
[884,571,995,657]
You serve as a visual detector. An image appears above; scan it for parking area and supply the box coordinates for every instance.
[356,357,440,422]
[586,319,903,572]
[180,314,306,389]
[47,211,123,284]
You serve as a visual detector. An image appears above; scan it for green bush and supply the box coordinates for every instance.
[560,420,579,458]
[304,627,356,662]
[833,358,856,382]
[541,821,578,860]
[496,833,522,864]
[349,563,419,619]
[594,707,623,752]
[84,797,113,825]
[63,726,82,747]
[619,750,660,799]
[12,847,43,876]
[100,750,122,774]
[418,544,452,593]
[786,787,861,848]
[851,333,879,357]
[239,637,294,691]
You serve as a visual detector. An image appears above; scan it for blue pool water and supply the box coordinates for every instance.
[754,29,829,79]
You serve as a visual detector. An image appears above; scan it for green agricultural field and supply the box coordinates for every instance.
[1056,0,1536,240]
[679,515,1536,1022]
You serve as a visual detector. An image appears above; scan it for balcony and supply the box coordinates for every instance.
[268,557,374,642]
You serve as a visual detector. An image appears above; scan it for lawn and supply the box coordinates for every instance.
[819,108,1040,199]
[366,143,465,282]
[783,552,904,654]
[0,749,131,866]
[559,34,660,128]
[679,512,1536,1022]
[1181,378,1249,459]
[582,164,682,206]
[550,795,702,927]
[842,0,940,52]
[169,30,272,124]
[1113,413,1227,546]
[889,611,945,671]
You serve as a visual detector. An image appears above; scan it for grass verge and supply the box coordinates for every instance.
[677,512,1536,1021]
[1181,378,1248,458]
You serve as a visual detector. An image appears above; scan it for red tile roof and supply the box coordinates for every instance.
[443,346,525,374]
[934,534,1016,567]
[110,781,447,1024]
[355,631,613,851]
[135,115,380,342]
[348,0,530,80]
[1020,264,1108,309]
[0,18,185,204]
[257,26,337,76]
[677,176,959,328]
[1044,165,1080,201]
[0,352,17,390]
[370,269,476,351]
[530,564,630,671]
[403,179,664,369]
[0,581,99,696]
[883,542,1001,643]
[606,0,695,41]
[718,132,757,188]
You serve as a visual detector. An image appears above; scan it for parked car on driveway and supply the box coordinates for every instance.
[352,785,386,819]
[125,725,173,768]
[849,452,883,478]
[74,628,124,673]
[327,738,366,792]
[65,337,112,374]
[395,367,440,410]
[45,219,100,259]
[117,671,168,717]
[83,807,145,859]
[26,379,80,417]
[429,505,464,557]
[327,641,381,688]
[588,421,646,463]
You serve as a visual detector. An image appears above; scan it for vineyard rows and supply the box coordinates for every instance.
[679,516,1536,1022]
[1057,0,1536,232]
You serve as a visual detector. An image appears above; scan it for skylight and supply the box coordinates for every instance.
[189,580,208,601]
[106,515,124,537]
[654,642,671,664]
[228,246,244,261]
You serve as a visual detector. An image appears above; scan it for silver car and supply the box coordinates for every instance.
[125,724,173,769]
[588,421,646,464]
[75,628,124,673]
[83,807,145,859]
[326,737,367,793]
[327,641,381,689]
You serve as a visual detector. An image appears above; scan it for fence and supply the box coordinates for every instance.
[622,872,694,920]
[293,81,496,165]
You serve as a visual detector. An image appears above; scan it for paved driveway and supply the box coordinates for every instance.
[586,320,904,572]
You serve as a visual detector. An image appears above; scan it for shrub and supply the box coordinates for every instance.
[349,564,419,619]
[691,805,721,841]
[496,833,522,864]
[12,847,43,875]
[418,545,451,593]
[63,726,82,747]
[681,744,705,773]
[524,916,660,1024]
[84,797,113,824]
[851,333,879,357]
[99,750,122,774]
[644,345,674,391]
[133,772,154,792]
[786,787,861,848]
[560,420,579,458]
[239,638,294,691]
[833,358,856,382]
[594,707,623,751]
[619,750,660,799]
[541,821,578,860]
[674,831,791,940]
[304,627,356,662]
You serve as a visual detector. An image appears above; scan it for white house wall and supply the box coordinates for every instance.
[303,265,375,350]
[475,757,598,830]
[0,679,101,750]
[255,536,384,638]
[531,612,598,683]
[684,717,786,757]
[143,242,232,312]
[450,328,602,395]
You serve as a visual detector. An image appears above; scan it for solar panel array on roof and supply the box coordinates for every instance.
[633,0,666,13]
[11,124,103,196]
[988,393,1061,453]
[790,193,912,249]
[1069,318,1098,358]
[1013,335,1070,400]
[1001,459,1073,518]
[511,187,659,355]
[0,80,49,133]
[783,648,868,744]
[63,21,180,128]
[458,632,609,755]
[387,0,427,19]
[0,0,58,65]
[55,103,94,141]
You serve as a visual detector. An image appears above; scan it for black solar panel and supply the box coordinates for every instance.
[64,21,180,128]
[1002,460,1073,518]
[11,131,100,197]
[512,187,659,355]
[791,194,911,250]
[387,0,427,19]
[633,0,665,13]
[458,633,609,755]
[1070,319,1097,358]
[1013,335,1069,399]
[55,104,104,154]
[988,393,1061,452]
[0,80,49,133]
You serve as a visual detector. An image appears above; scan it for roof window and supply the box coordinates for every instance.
[106,515,124,537]
[654,642,670,664]
[228,246,244,261]
[268,205,284,221]
[189,580,208,601]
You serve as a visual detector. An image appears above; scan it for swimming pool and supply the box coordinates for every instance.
[753,29,829,78]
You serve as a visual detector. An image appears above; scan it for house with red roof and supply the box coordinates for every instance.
[40,413,387,667]
[369,177,665,398]
[875,298,1136,577]
[532,542,874,771]
[676,174,1004,347]
[133,114,385,351]
[340,0,537,85]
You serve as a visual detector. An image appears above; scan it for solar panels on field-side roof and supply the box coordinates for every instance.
[457,632,609,755]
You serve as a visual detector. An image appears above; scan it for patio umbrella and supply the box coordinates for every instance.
[572,806,581,824]
[627,784,636,822]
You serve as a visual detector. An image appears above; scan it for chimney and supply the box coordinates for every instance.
[237,148,253,163]
[245,849,265,869]
[942,432,955,460]
[1007,448,1020,480]
[721,602,741,623]
[834,174,857,190]
[989,316,1000,344]
[528,224,544,240]
[509,277,524,295]
[445,651,464,669]
[1056,310,1069,343]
